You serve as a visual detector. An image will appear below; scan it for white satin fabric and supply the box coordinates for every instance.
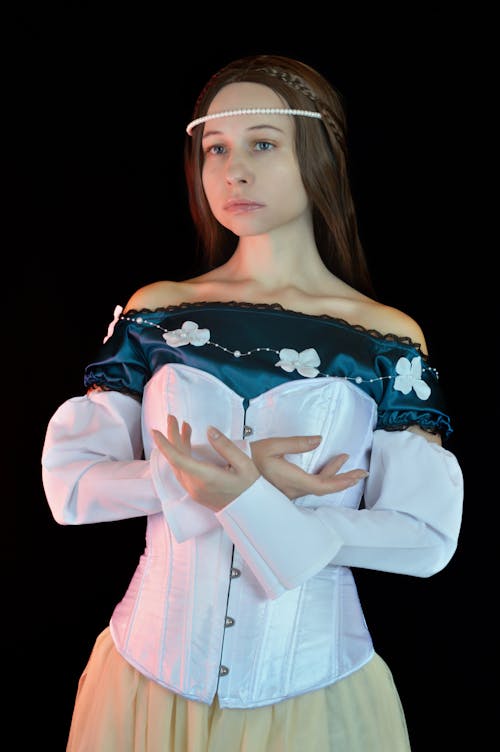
[42,363,463,708]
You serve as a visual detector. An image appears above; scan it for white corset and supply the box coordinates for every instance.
[42,363,463,708]
[111,364,376,707]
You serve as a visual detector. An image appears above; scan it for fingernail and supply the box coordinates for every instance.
[208,426,220,439]
[354,470,369,479]
[307,436,322,445]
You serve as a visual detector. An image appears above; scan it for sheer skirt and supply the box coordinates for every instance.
[67,627,411,752]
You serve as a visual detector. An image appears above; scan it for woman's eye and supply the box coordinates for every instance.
[255,141,274,151]
[205,144,225,155]
[204,141,274,156]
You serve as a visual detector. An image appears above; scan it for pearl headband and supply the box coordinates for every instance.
[186,108,322,136]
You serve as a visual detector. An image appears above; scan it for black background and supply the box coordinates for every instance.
[7,6,489,751]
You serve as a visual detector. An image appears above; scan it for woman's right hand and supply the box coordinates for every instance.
[250,436,368,500]
[152,415,260,512]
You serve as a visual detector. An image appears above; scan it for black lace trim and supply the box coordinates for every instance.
[123,300,426,357]
[87,384,142,402]
[383,424,440,436]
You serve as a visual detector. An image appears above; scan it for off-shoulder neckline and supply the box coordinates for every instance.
[122,300,426,356]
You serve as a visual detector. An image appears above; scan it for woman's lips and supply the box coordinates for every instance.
[223,200,265,214]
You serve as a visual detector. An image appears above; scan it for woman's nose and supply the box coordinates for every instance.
[225,156,252,185]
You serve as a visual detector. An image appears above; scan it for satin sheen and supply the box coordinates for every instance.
[73,303,457,707]
[112,365,375,706]
[84,302,452,438]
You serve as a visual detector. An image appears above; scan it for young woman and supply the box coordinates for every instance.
[42,54,464,751]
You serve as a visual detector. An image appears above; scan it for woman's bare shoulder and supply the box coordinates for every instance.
[357,299,428,353]
[123,280,192,313]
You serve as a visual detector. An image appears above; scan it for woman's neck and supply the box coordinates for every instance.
[222,234,331,293]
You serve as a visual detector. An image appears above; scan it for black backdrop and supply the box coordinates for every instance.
[8,8,487,751]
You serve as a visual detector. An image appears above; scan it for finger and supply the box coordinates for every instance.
[166,414,181,443]
[207,426,254,470]
[166,414,192,455]
[181,420,192,451]
[315,452,367,482]
[270,456,366,495]
[318,469,369,491]
[317,453,350,475]
[152,428,176,458]
[255,435,323,457]
[317,463,369,486]
[152,429,205,474]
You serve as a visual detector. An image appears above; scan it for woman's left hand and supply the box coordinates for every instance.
[152,415,260,511]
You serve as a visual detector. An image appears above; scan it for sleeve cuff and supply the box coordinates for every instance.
[216,475,343,599]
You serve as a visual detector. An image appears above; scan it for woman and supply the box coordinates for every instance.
[42,54,463,751]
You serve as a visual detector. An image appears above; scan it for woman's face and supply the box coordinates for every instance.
[200,82,310,239]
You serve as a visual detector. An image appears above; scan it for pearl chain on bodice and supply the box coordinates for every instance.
[116,312,437,399]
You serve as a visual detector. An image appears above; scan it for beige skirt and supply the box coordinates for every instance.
[67,627,411,752]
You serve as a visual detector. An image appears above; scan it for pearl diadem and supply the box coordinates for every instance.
[186,108,322,135]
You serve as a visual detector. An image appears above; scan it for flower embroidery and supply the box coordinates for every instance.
[103,305,124,344]
[119,311,437,396]
[393,356,431,400]
[163,320,210,347]
[275,348,321,378]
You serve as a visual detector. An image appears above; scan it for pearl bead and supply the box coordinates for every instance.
[124,313,433,400]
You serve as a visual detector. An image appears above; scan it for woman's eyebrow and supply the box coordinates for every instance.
[202,124,285,140]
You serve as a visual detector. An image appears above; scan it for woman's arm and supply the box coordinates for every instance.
[152,418,462,599]
[41,389,220,538]
[214,428,463,598]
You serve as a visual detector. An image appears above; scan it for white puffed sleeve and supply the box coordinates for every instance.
[328,429,463,574]
[41,390,219,538]
[216,429,463,599]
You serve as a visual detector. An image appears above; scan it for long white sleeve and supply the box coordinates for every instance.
[216,429,463,599]
[41,390,218,538]
[325,429,463,575]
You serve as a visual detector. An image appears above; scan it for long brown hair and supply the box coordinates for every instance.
[184,54,375,298]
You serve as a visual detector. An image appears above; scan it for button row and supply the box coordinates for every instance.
[243,425,253,437]
[220,564,241,679]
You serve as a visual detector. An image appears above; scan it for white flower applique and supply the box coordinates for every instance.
[275,348,321,378]
[163,321,210,347]
[103,305,124,344]
[393,356,431,400]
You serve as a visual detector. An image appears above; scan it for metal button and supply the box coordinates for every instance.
[219,665,229,676]
[225,616,235,627]
[243,425,253,437]
[230,567,241,578]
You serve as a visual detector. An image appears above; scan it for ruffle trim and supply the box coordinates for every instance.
[377,410,452,438]
[86,383,142,402]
